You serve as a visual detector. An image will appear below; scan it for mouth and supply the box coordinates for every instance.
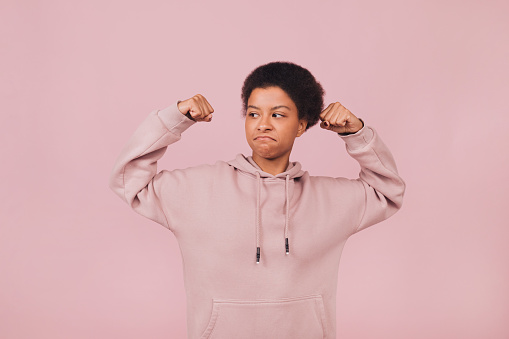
[254,136,276,141]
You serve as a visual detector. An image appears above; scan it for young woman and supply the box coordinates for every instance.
[109,61,405,338]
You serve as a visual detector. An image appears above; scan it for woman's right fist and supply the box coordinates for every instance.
[177,94,214,122]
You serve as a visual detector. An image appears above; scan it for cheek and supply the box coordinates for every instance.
[244,121,252,136]
[244,121,255,145]
[278,123,299,140]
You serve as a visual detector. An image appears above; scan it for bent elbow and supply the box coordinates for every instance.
[390,177,406,211]
[108,166,127,202]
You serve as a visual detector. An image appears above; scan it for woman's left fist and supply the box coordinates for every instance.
[319,102,363,135]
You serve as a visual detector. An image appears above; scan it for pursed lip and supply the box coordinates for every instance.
[254,135,276,141]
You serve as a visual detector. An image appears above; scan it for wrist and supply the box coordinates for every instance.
[338,118,364,136]
[177,100,196,121]
[177,100,185,114]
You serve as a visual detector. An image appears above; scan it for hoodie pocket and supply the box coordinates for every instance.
[200,294,327,339]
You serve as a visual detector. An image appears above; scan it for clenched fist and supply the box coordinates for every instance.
[319,101,364,135]
[177,94,214,122]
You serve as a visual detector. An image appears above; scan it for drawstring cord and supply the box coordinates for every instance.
[256,172,261,264]
[284,174,290,255]
[255,172,291,264]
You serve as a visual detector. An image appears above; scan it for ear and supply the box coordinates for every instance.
[296,119,308,137]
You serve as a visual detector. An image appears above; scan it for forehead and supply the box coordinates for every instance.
[248,86,296,109]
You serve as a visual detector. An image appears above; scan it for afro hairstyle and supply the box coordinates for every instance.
[241,61,325,131]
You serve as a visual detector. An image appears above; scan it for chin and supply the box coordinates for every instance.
[257,150,281,160]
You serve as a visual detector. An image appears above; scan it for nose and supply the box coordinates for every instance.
[257,114,273,131]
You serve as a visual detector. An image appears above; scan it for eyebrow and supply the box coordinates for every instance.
[247,105,291,110]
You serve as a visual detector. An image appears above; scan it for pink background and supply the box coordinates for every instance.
[1,0,508,338]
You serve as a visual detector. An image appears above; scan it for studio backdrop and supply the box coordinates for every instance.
[1,0,508,338]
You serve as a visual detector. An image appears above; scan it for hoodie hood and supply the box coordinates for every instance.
[226,153,306,179]
[227,154,306,264]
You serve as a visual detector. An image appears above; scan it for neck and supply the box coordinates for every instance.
[252,153,290,176]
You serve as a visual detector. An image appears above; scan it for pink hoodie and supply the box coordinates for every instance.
[109,102,405,338]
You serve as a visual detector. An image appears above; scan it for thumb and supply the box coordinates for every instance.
[320,121,331,130]
[204,113,213,122]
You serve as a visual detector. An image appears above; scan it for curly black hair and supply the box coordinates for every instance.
[241,61,325,131]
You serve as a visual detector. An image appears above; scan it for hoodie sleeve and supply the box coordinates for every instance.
[108,101,196,230]
[339,125,406,233]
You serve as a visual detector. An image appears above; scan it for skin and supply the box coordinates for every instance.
[177,87,363,175]
[244,86,307,175]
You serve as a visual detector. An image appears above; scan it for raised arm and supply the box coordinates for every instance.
[108,95,213,229]
[320,101,405,233]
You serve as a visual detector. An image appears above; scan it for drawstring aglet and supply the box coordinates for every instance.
[285,238,289,255]
[256,247,260,264]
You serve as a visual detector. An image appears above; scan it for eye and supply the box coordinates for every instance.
[248,112,259,117]
[272,113,284,118]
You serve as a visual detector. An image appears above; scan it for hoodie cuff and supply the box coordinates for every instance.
[339,124,375,151]
[157,100,196,135]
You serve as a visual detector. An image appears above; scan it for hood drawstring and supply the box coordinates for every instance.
[284,174,290,255]
[255,172,291,264]
[255,172,261,264]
